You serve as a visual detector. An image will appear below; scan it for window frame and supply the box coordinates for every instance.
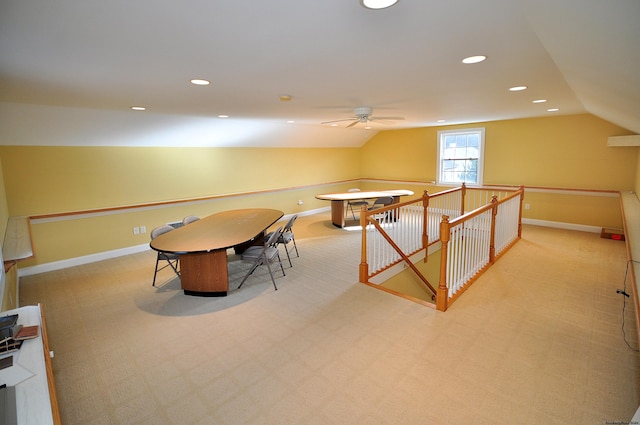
[436,127,485,187]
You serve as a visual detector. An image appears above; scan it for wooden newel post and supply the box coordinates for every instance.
[436,215,450,311]
[489,195,498,264]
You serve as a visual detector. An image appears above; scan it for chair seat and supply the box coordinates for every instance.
[280,231,293,243]
[242,246,280,262]
[158,251,179,259]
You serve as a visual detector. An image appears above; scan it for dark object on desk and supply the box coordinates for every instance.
[0,326,21,343]
[0,315,17,331]
[0,356,12,371]
[0,385,17,425]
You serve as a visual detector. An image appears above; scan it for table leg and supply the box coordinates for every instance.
[179,249,229,296]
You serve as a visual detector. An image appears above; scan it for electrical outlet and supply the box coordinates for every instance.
[140,226,146,233]
[133,226,140,235]
[524,203,530,210]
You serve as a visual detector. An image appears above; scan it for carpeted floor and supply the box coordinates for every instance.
[20,212,640,424]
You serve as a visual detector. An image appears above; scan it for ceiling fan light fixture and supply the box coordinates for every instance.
[360,0,399,10]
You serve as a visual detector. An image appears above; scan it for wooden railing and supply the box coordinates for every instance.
[359,184,524,311]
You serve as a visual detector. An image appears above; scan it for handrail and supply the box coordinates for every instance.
[437,187,524,311]
[359,184,524,311]
[359,192,436,296]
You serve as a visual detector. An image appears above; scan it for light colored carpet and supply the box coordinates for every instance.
[19,213,640,424]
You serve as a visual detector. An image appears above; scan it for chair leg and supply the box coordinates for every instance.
[169,258,180,277]
[264,259,278,290]
[152,257,161,286]
[238,260,261,289]
[291,238,299,257]
[284,243,292,267]
[276,253,285,277]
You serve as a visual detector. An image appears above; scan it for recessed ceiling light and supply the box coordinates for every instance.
[437,119,446,123]
[218,114,229,118]
[364,126,372,130]
[330,123,338,127]
[462,55,487,64]
[532,99,547,103]
[509,86,528,91]
[190,79,210,86]
[547,108,559,112]
[286,120,295,124]
[360,0,399,10]
[130,106,146,111]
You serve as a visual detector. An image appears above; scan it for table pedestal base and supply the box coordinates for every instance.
[179,250,229,297]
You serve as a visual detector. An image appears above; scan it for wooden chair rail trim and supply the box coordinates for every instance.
[26,180,613,222]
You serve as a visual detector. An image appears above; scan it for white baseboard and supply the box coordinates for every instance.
[522,218,601,234]
[18,244,151,277]
[18,207,331,278]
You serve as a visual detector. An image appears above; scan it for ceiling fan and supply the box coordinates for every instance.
[321,106,405,128]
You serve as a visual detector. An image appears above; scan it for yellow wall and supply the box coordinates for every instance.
[0,146,361,216]
[0,146,361,265]
[0,113,638,267]
[362,114,636,228]
[362,114,635,189]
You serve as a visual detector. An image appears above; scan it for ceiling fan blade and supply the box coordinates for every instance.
[369,116,405,121]
[346,120,361,128]
[321,117,357,125]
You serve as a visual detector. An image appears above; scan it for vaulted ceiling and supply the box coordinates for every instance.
[0,0,638,147]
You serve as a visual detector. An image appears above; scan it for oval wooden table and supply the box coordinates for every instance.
[150,208,283,296]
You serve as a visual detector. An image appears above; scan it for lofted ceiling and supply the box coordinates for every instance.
[0,0,638,147]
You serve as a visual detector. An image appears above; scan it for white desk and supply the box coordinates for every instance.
[315,190,414,227]
[0,305,59,425]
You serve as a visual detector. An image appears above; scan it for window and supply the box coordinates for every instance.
[437,128,485,186]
